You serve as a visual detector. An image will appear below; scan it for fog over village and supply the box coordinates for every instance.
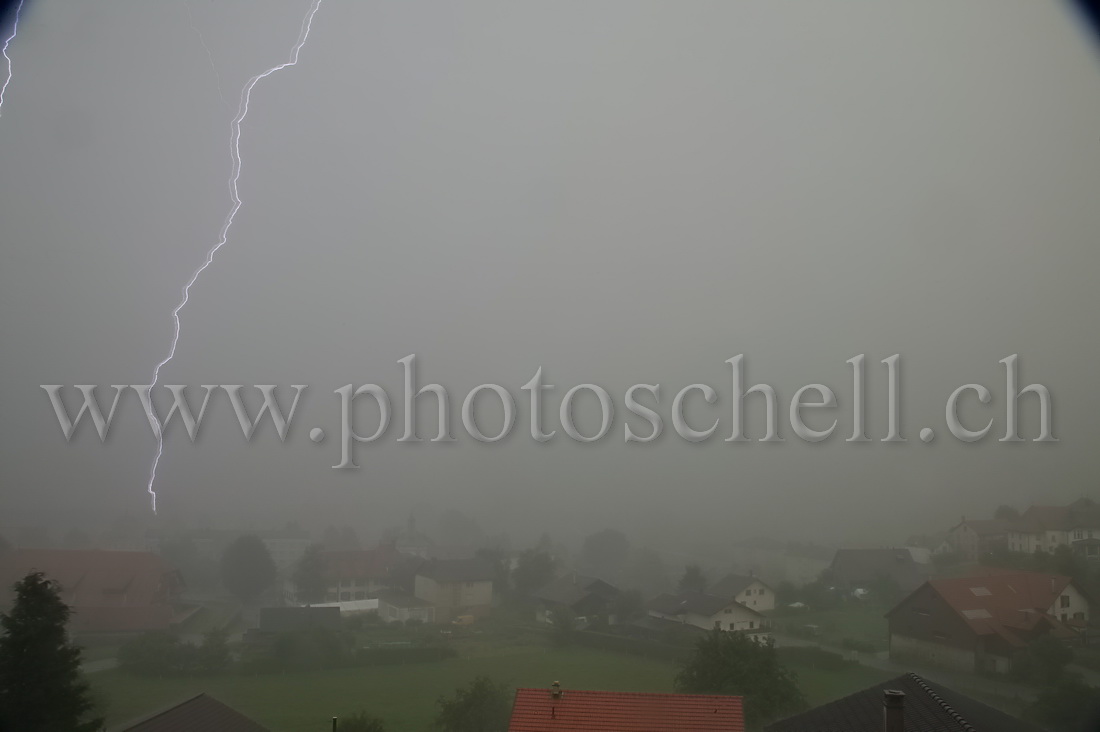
[1,1,1099,731]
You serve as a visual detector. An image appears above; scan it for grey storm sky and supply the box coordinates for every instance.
[1,0,1098,547]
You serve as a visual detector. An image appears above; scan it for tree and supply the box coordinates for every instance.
[994,504,1021,522]
[1010,635,1074,686]
[339,711,388,731]
[678,564,708,593]
[197,628,231,675]
[1024,677,1100,731]
[0,572,103,732]
[512,549,555,597]
[220,535,277,603]
[434,676,511,732]
[293,544,329,605]
[676,629,807,728]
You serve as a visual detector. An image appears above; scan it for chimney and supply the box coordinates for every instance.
[883,690,904,732]
[551,681,563,700]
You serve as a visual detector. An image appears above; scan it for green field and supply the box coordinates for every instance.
[91,635,892,732]
[772,601,892,652]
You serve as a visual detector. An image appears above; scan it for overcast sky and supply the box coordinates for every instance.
[1,1,1098,548]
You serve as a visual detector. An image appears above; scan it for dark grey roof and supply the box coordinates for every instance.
[764,673,1043,732]
[708,573,767,599]
[258,606,341,633]
[415,558,496,583]
[534,574,619,607]
[828,548,930,591]
[648,591,761,618]
[112,693,270,732]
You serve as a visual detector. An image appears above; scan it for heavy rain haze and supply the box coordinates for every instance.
[1,0,1099,551]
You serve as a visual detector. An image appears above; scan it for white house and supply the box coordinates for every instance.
[708,574,776,613]
[647,591,769,639]
[377,591,436,624]
[413,558,495,621]
[1007,500,1100,555]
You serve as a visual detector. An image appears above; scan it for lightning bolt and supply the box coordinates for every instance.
[145,0,324,512]
[0,0,25,119]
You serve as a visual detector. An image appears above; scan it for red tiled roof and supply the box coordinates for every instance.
[112,693,270,732]
[508,688,744,732]
[926,571,1075,640]
[321,544,400,582]
[0,549,181,633]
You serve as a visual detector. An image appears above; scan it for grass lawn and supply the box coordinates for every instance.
[773,601,892,652]
[91,632,897,732]
[91,640,675,732]
[777,648,894,704]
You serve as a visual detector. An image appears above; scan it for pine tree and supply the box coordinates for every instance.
[0,572,103,732]
[292,544,329,605]
[220,535,277,604]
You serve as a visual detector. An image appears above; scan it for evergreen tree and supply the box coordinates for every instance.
[0,572,102,732]
[512,549,555,597]
[293,544,329,604]
[220,535,277,603]
[678,564,708,593]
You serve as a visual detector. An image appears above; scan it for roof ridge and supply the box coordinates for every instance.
[907,673,977,732]
[109,692,209,732]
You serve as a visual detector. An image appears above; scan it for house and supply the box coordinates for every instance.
[1008,499,1100,554]
[413,558,495,620]
[0,549,184,635]
[1074,537,1100,563]
[826,548,931,595]
[708,573,775,612]
[647,591,769,637]
[533,574,621,623]
[886,570,1089,674]
[765,672,1042,732]
[111,693,270,732]
[319,543,403,601]
[946,518,1010,561]
[377,590,436,624]
[509,684,744,732]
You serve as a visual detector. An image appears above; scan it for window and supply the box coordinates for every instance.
[724,608,731,614]
[1061,595,1071,608]
[744,590,751,597]
[1075,530,1084,540]
[748,621,755,629]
